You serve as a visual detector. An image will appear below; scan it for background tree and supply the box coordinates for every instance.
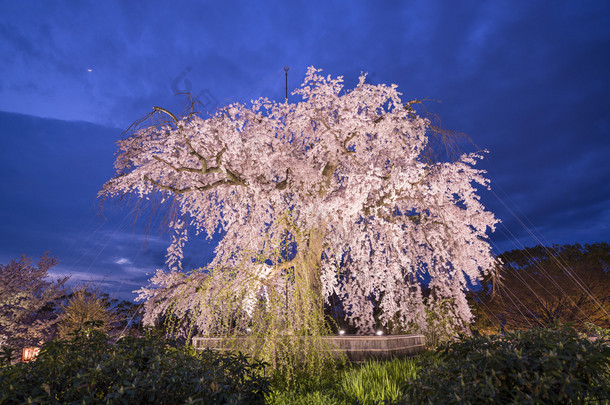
[55,285,123,339]
[100,67,498,371]
[112,299,144,337]
[0,253,68,350]
[469,243,610,332]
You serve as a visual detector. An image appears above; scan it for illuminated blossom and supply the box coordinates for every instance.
[101,67,498,335]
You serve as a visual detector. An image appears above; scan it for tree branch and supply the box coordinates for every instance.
[152,155,203,174]
[143,175,245,195]
[153,106,179,124]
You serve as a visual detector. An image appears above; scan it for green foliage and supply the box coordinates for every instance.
[56,286,121,339]
[399,324,610,404]
[262,333,346,391]
[266,389,346,405]
[266,373,346,405]
[0,345,17,367]
[421,297,463,349]
[265,356,347,405]
[340,357,420,404]
[0,323,270,404]
[583,322,610,341]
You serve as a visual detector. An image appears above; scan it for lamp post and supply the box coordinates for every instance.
[283,66,289,102]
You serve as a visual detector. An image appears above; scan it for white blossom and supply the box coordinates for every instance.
[100,67,498,334]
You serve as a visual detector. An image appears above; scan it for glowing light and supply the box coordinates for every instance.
[376,330,383,336]
[339,330,345,335]
[87,68,93,72]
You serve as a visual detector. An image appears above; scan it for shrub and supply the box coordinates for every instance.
[0,323,270,404]
[399,324,610,404]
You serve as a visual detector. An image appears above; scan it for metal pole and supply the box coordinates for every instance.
[283,66,289,102]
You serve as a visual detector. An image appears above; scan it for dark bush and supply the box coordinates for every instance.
[399,324,610,404]
[0,323,270,404]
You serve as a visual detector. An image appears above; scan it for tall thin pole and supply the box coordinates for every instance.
[283,66,289,102]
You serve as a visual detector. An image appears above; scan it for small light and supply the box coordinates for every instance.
[376,330,383,336]
[339,330,345,335]
[246,328,252,333]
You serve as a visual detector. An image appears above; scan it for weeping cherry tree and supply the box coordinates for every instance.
[100,67,498,374]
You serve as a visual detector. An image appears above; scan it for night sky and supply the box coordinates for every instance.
[1,1,609,301]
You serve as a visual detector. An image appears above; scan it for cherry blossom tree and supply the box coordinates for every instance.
[0,253,68,350]
[100,67,498,344]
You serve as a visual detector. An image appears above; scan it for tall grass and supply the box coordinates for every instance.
[340,357,420,404]
[266,353,434,405]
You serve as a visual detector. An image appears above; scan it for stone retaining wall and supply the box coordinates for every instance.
[192,334,426,363]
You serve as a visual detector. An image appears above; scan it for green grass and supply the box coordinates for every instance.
[266,353,435,405]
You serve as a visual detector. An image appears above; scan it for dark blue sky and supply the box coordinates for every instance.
[1,1,609,301]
